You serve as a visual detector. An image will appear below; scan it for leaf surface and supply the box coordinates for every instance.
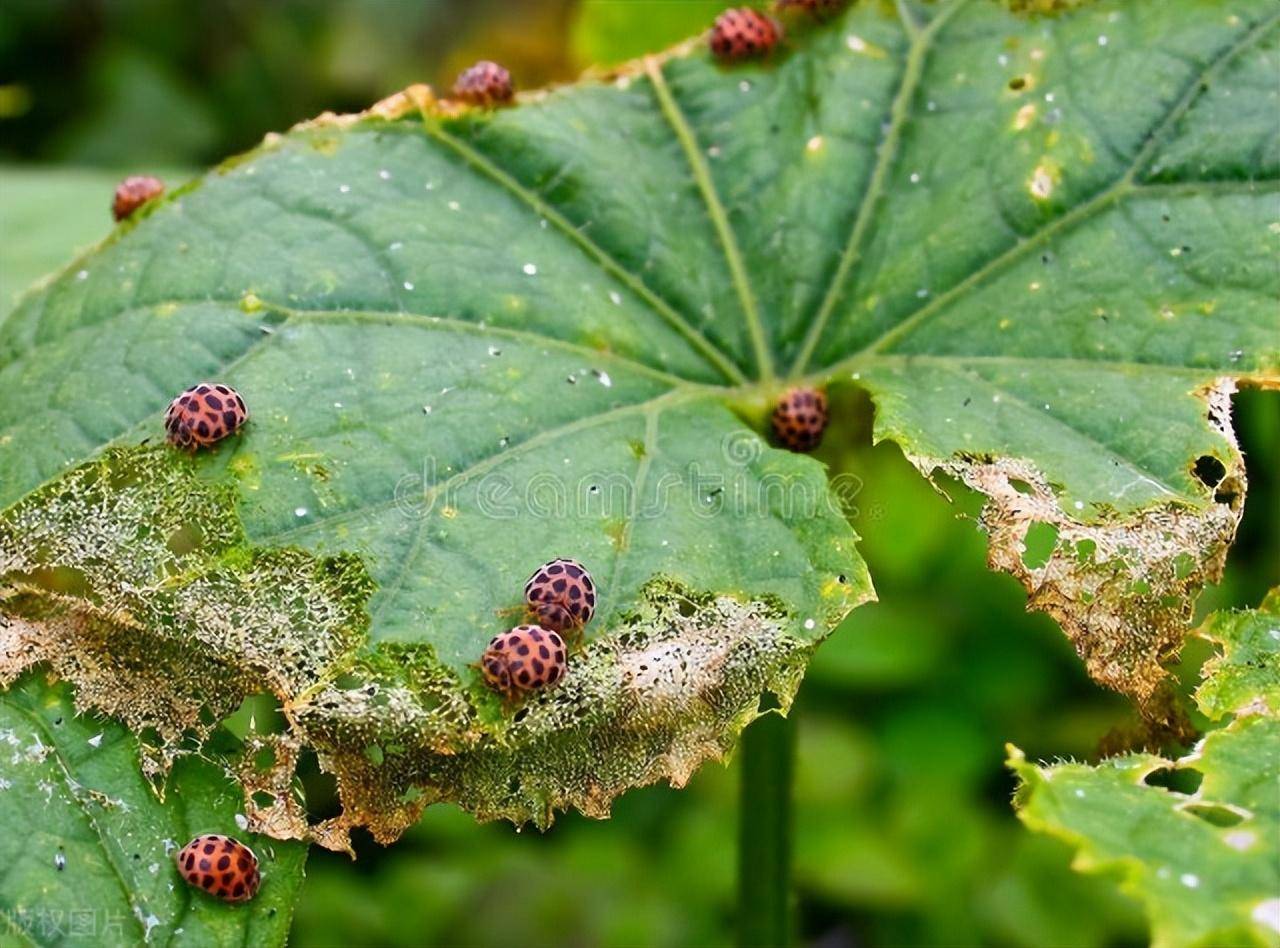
[1,0,1277,841]
[0,673,305,947]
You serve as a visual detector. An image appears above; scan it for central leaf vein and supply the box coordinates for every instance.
[645,56,775,382]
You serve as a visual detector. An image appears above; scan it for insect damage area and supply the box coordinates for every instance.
[0,446,826,850]
[905,378,1247,721]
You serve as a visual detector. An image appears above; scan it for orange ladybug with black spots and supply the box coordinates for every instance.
[164,382,248,450]
[523,558,596,634]
[175,834,260,903]
[481,624,568,696]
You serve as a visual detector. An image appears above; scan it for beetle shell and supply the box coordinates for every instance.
[771,387,828,452]
[453,60,514,106]
[112,175,165,222]
[523,558,596,632]
[164,382,248,450]
[710,8,782,61]
[175,834,260,903]
[481,625,568,695]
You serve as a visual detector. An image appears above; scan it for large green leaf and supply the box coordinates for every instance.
[2,0,1277,845]
[0,672,306,946]
[1009,590,1280,948]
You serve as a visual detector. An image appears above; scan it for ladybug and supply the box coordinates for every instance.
[523,558,596,633]
[112,175,164,222]
[175,834,260,903]
[775,0,847,18]
[771,386,828,452]
[481,625,568,695]
[710,8,782,61]
[164,382,248,450]
[452,60,514,106]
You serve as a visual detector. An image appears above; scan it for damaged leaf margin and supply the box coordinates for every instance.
[884,377,1252,713]
[1,447,865,850]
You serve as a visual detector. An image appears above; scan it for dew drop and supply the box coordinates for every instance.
[1223,830,1256,851]
[1253,899,1280,935]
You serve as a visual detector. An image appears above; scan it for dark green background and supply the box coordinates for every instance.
[1,2,1275,944]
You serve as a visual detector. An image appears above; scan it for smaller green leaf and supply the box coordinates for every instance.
[1195,587,1280,720]
[0,673,305,948]
[1010,590,1280,948]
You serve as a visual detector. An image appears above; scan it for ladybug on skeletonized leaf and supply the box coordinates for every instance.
[453,60,514,107]
[710,8,783,62]
[112,175,164,222]
[523,558,596,634]
[165,382,248,450]
[175,834,260,903]
[481,625,568,696]
[771,386,828,452]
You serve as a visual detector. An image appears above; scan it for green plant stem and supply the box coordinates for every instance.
[737,701,795,948]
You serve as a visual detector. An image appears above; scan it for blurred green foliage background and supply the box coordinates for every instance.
[1,2,1275,945]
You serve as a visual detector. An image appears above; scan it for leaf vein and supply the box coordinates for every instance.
[790,0,969,376]
[849,8,1280,360]
[420,120,747,385]
[644,56,775,381]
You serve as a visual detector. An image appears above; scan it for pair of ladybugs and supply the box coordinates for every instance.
[479,558,597,697]
[447,0,845,108]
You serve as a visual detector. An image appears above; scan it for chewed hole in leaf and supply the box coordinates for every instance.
[1143,766,1203,795]
[1180,803,1247,827]
[165,522,206,557]
[1214,475,1244,510]
[1192,455,1227,489]
[297,752,343,821]
[1021,522,1058,570]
